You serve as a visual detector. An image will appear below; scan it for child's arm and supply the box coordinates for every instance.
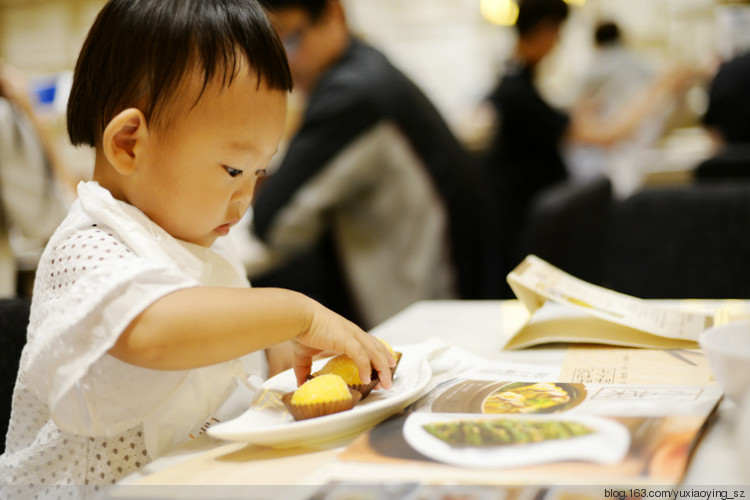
[265,341,296,378]
[108,287,394,388]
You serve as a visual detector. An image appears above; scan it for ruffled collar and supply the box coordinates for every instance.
[76,181,248,288]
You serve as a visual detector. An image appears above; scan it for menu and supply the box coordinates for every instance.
[333,343,722,488]
[502,255,722,350]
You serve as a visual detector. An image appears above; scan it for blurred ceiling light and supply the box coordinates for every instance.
[480,0,583,27]
[480,0,519,26]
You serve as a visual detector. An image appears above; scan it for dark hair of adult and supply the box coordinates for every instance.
[259,0,329,22]
[67,0,293,148]
[595,21,621,47]
[514,0,570,37]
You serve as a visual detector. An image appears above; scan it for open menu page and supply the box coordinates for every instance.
[335,343,722,488]
[503,255,719,349]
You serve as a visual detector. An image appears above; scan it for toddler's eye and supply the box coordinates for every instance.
[255,168,267,177]
[223,166,243,178]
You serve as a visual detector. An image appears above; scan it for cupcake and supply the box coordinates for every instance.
[311,338,402,399]
[282,374,361,421]
[376,338,403,376]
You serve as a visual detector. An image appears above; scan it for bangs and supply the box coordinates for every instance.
[67,0,292,147]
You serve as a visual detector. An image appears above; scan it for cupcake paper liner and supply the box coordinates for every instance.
[282,388,362,421]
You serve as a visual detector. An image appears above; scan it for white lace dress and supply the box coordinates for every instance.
[0,182,262,499]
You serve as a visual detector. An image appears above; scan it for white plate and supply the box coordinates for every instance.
[403,412,630,468]
[207,345,431,447]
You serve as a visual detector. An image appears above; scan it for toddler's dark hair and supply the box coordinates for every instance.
[67,0,293,147]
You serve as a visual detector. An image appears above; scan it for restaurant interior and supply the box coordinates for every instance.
[1,0,749,498]
[3,0,750,299]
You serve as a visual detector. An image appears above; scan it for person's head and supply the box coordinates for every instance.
[67,0,293,247]
[703,52,750,144]
[260,0,349,91]
[514,0,569,66]
[594,21,621,48]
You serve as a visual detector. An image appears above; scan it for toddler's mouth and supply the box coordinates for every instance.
[214,223,232,236]
[215,217,241,236]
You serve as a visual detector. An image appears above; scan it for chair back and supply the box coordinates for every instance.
[695,144,750,181]
[603,183,750,298]
[0,298,30,453]
[514,176,613,286]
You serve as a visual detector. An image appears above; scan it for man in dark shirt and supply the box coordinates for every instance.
[254,0,503,328]
[485,0,570,244]
[488,61,570,206]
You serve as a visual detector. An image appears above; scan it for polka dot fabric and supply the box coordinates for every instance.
[1,183,255,499]
[46,225,134,292]
[1,227,152,499]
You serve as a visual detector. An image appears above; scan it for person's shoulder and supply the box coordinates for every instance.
[314,40,397,101]
[45,222,134,264]
[708,51,750,105]
[719,50,750,78]
[32,221,136,299]
[41,192,132,264]
[302,43,385,123]
[491,62,534,101]
[336,39,393,83]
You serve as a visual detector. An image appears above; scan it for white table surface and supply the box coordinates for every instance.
[110,300,750,498]
[368,300,749,487]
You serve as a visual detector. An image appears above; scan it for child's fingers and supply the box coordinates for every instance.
[313,349,338,359]
[343,336,374,385]
[292,360,311,387]
[296,304,395,389]
[369,347,393,390]
[292,342,320,386]
[348,335,394,390]
[293,366,309,387]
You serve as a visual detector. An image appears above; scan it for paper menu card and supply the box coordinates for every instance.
[336,343,723,487]
[503,255,717,350]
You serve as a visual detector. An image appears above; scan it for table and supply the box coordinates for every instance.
[107,300,750,499]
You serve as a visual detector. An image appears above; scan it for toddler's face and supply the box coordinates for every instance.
[128,67,287,247]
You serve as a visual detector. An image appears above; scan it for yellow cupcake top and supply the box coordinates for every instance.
[290,374,352,405]
[317,354,363,385]
[377,337,395,356]
[315,338,393,385]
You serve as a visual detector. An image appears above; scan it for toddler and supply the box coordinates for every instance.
[0,0,394,498]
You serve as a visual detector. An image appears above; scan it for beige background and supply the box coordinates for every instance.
[0,0,745,179]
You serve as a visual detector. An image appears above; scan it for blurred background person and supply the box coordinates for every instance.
[251,0,503,329]
[0,60,72,453]
[482,0,693,271]
[696,49,750,180]
[483,0,571,259]
[564,19,685,198]
[0,61,72,299]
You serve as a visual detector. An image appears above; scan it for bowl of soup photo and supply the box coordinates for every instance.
[480,382,587,414]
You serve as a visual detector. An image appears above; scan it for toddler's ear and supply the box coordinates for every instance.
[102,108,148,175]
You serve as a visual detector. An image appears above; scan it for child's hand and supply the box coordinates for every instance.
[292,304,395,389]
[265,341,295,377]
